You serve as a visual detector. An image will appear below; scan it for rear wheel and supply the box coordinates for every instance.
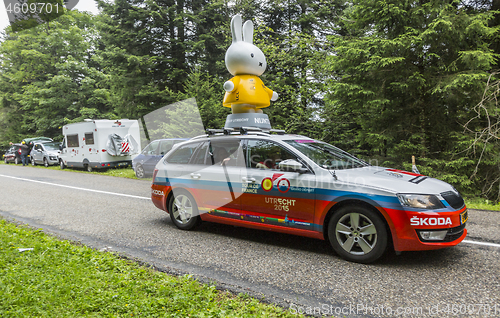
[328,205,388,264]
[4,158,8,164]
[135,164,145,178]
[168,190,201,230]
[86,164,93,172]
[31,158,36,166]
[14,157,19,165]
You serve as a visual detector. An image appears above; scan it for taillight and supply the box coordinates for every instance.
[152,169,159,183]
[102,149,106,152]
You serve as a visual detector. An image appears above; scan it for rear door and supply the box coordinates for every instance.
[186,138,244,215]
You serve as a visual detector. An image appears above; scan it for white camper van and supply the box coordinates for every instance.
[59,119,141,172]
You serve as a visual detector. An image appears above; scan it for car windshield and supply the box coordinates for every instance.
[284,140,368,170]
[42,143,60,151]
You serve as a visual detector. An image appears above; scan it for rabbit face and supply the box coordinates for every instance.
[225,15,267,76]
[225,43,266,76]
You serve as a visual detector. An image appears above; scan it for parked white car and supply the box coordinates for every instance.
[30,141,61,167]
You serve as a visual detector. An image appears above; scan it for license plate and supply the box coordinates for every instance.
[118,162,128,167]
[460,210,468,224]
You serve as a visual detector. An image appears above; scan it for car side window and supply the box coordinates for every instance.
[142,141,160,155]
[245,139,298,170]
[190,142,209,165]
[165,142,202,164]
[208,139,244,167]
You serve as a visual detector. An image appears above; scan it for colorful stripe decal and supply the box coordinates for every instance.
[201,207,323,231]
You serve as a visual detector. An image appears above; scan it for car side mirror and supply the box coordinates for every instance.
[279,159,309,173]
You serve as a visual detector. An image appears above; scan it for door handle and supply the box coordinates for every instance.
[242,177,256,183]
[190,173,201,179]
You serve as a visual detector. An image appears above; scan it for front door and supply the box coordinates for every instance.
[240,139,316,230]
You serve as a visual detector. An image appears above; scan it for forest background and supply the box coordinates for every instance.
[1,0,500,202]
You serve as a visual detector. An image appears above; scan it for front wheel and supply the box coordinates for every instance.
[328,205,388,264]
[43,158,49,167]
[168,190,201,230]
[59,160,65,169]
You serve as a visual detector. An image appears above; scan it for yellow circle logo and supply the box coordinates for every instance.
[261,178,273,192]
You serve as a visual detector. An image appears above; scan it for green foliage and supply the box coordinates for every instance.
[323,0,500,198]
[0,219,300,317]
[0,10,113,146]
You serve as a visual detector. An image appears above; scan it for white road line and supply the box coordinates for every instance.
[0,174,150,200]
[462,240,500,248]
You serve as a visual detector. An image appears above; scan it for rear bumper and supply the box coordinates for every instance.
[64,160,132,169]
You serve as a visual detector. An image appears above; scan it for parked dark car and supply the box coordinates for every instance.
[3,144,31,164]
[132,138,186,178]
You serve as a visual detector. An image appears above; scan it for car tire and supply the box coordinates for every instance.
[14,157,19,165]
[86,164,93,172]
[32,158,36,166]
[4,158,8,164]
[43,158,49,167]
[328,205,388,264]
[60,160,65,169]
[135,164,145,178]
[168,190,201,230]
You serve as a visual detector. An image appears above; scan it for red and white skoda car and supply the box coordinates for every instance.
[151,129,467,263]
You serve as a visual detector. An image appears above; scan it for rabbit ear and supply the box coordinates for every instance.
[242,20,254,44]
[231,15,242,43]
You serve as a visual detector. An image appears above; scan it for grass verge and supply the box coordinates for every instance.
[0,219,300,317]
[464,198,500,211]
[1,160,150,180]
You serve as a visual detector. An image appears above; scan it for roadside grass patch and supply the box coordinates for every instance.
[464,198,500,211]
[0,220,299,317]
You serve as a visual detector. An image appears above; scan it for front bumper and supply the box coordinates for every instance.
[384,206,468,252]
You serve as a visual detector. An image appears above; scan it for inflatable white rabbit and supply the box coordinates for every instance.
[223,15,278,114]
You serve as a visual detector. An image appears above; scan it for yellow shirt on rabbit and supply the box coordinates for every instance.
[223,75,275,108]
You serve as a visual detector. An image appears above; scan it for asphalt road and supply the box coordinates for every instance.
[1,164,499,318]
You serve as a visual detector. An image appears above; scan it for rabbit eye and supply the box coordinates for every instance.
[251,53,254,58]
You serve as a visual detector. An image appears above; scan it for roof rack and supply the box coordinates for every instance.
[269,129,286,135]
[194,127,287,140]
[239,126,263,135]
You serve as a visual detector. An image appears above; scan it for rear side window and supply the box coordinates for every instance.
[67,134,79,148]
[159,140,174,156]
[165,142,201,164]
[190,142,209,165]
[85,133,95,145]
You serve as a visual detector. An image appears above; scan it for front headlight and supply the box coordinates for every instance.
[397,194,444,209]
